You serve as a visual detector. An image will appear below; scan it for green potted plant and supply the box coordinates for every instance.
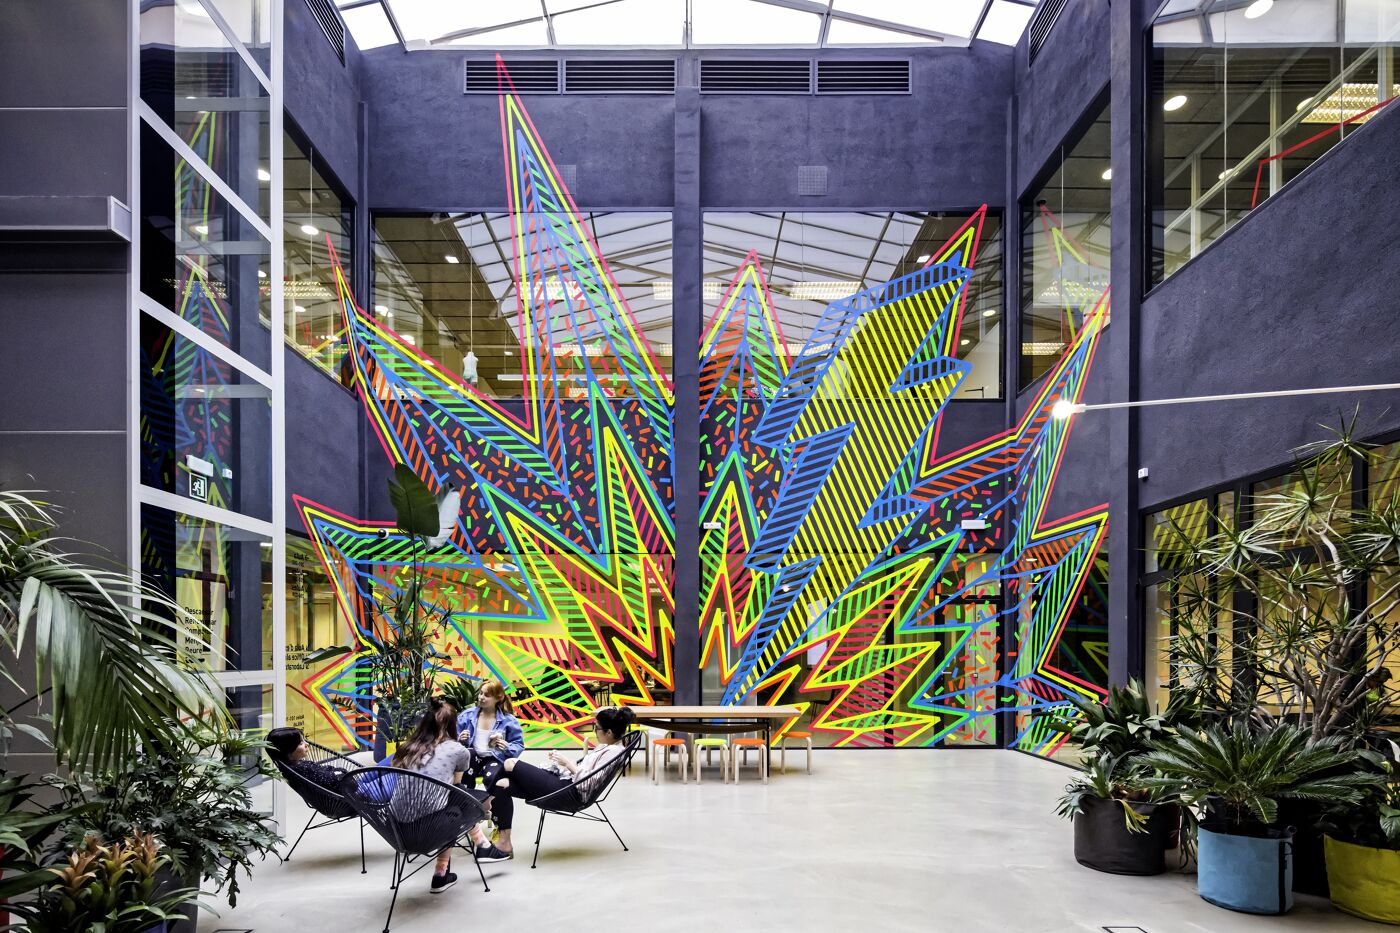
[13,833,195,933]
[1320,745,1400,924]
[50,723,281,914]
[1157,424,1400,893]
[1056,754,1177,875]
[1140,722,1379,914]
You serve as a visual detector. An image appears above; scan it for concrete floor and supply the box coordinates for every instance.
[202,750,1377,933]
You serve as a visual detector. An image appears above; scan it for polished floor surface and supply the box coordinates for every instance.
[203,749,1375,933]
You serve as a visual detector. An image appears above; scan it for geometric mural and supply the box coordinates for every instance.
[294,62,1110,753]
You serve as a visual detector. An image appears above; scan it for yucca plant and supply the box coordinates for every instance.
[0,490,223,774]
[1139,722,1382,830]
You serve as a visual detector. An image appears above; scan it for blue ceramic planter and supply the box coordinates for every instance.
[1197,826,1295,915]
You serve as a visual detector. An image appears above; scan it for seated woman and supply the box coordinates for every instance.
[390,697,511,894]
[496,705,635,807]
[455,680,524,857]
[267,727,350,787]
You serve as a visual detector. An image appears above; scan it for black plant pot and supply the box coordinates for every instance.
[1073,796,1174,875]
[152,866,200,933]
[1276,799,1329,897]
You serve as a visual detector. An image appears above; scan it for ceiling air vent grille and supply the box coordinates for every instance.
[815,60,910,95]
[563,60,676,93]
[465,60,560,94]
[304,0,345,65]
[700,60,812,94]
[1028,0,1069,67]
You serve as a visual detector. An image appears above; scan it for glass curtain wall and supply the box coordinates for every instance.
[1149,0,1400,284]
[136,0,283,818]
[1020,99,1111,390]
[284,126,354,380]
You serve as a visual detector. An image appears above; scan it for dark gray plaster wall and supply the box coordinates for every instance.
[284,348,364,523]
[362,48,676,210]
[701,44,1012,209]
[1012,0,1111,196]
[1136,101,1400,508]
[285,0,365,193]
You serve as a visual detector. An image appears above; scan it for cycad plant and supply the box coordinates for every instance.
[1139,722,1381,830]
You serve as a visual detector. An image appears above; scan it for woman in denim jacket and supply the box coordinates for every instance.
[456,680,525,857]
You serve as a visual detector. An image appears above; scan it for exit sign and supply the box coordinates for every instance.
[189,474,209,502]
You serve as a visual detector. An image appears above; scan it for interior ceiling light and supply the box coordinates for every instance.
[1300,84,1400,124]
[652,281,724,300]
[257,167,271,182]
[787,281,862,301]
[257,269,268,279]
[1022,340,1068,356]
[1164,94,1189,112]
[960,338,971,346]
[916,254,932,262]
[982,309,997,317]
[292,305,306,313]
[444,254,460,263]
[1101,167,1113,180]
[1244,0,1274,19]
[300,224,319,235]
[374,304,389,314]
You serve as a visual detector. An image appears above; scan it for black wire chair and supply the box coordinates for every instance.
[525,731,643,869]
[266,741,367,873]
[339,767,492,933]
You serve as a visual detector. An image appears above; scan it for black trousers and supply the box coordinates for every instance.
[502,759,573,802]
[466,759,516,831]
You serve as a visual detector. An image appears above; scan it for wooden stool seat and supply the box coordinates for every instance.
[779,731,814,774]
[729,737,768,784]
[650,738,688,784]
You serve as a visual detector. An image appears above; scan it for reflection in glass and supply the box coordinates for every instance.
[1020,99,1110,390]
[284,128,354,380]
[1149,0,1399,284]
[140,504,272,674]
[702,211,1004,400]
[139,122,273,371]
[372,213,674,399]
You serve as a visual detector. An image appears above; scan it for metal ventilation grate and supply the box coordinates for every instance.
[1028,0,1069,66]
[465,59,560,94]
[700,60,812,94]
[816,60,911,94]
[304,0,345,65]
[797,165,828,196]
[564,59,676,93]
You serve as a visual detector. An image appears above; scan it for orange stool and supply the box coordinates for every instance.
[729,737,768,784]
[650,738,689,784]
[780,731,813,774]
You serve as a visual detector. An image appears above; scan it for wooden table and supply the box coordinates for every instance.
[631,705,802,752]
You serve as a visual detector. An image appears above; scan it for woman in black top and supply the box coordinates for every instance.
[268,727,348,788]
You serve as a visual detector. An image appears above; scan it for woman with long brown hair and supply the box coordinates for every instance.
[391,697,510,894]
[455,679,524,857]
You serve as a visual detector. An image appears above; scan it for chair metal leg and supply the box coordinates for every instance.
[383,855,406,933]
[531,809,546,869]
[281,809,318,863]
[389,851,401,889]
[360,818,367,874]
[597,803,628,852]
[469,843,491,892]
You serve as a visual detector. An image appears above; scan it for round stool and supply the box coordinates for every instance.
[650,737,689,783]
[692,737,729,783]
[780,731,813,774]
[729,737,768,784]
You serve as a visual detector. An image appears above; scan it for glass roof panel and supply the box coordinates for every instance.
[1346,0,1400,42]
[977,0,1035,45]
[448,18,552,45]
[831,0,987,37]
[388,0,544,44]
[551,0,686,45]
[342,3,399,50]
[693,0,822,45]
[372,0,1037,47]
[826,17,941,45]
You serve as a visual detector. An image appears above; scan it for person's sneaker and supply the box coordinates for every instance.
[430,871,457,893]
[474,843,512,863]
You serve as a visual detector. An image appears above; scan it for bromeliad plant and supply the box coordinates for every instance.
[1056,754,1168,833]
[1138,722,1381,831]
[13,833,196,933]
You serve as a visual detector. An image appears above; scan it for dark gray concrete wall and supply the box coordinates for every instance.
[285,0,365,193]
[1136,101,1400,509]
[284,348,364,523]
[1012,0,1111,196]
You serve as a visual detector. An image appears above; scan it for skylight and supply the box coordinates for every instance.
[334,0,1040,51]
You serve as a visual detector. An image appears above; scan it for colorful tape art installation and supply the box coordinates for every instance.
[294,63,1111,755]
